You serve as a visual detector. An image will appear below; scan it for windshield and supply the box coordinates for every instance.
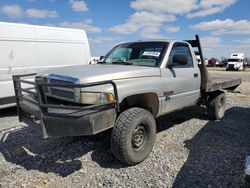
[228,59,241,62]
[102,42,168,67]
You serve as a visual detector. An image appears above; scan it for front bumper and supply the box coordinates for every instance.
[227,64,239,70]
[13,74,119,138]
[20,99,116,138]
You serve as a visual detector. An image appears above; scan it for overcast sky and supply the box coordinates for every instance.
[0,0,250,59]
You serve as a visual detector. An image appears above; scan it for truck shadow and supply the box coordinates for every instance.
[156,106,208,133]
[91,106,209,168]
[0,122,112,177]
[1,106,249,182]
[0,107,17,118]
[172,107,250,188]
[0,106,206,177]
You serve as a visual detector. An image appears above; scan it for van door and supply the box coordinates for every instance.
[160,42,201,114]
[0,26,38,100]
[0,46,13,99]
[4,42,38,75]
[0,25,38,76]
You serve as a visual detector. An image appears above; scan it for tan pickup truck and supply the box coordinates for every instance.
[13,35,241,165]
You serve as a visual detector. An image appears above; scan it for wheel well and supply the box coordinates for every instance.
[120,93,159,117]
[198,90,225,106]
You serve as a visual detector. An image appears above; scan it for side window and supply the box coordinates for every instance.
[168,43,194,68]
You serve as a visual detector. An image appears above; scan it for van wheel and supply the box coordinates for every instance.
[111,107,156,165]
[207,91,226,120]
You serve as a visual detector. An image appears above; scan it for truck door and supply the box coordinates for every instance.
[160,42,201,114]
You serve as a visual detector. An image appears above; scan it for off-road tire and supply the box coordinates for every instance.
[207,91,226,120]
[111,107,156,165]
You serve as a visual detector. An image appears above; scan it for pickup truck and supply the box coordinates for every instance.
[13,35,241,165]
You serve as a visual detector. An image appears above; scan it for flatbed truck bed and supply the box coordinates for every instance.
[205,77,241,92]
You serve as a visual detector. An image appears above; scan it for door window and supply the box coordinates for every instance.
[168,43,194,68]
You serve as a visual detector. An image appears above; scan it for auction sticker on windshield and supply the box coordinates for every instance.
[143,51,161,57]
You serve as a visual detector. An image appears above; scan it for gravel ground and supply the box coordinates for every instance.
[1,92,250,187]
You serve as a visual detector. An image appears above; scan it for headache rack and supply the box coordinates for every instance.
[185,35,241,93]
[185,35,211,92]
[13,73,119,137]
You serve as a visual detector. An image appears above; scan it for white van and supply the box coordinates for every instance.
[226,53,245,71]
[0,22,91,109]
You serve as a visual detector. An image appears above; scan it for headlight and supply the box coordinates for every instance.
[80,92,114,105]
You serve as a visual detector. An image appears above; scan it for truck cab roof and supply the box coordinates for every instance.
[118,40,190,46]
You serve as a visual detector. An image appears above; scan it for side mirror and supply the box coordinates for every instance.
[168,55,188,68]
[100,56,104,60]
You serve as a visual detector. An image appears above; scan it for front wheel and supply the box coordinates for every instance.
[111,107,156,165]
[207,91,226,120]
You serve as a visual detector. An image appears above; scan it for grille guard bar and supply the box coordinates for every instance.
[12,73,120,136]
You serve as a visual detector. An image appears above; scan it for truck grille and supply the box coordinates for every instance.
[47,76,80,102]
[50,88,75,100]
[49,79,73,85]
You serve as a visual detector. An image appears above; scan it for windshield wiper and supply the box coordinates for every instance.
[111,61,133,65]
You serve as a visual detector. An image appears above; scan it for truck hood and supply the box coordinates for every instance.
[39,64,160,83]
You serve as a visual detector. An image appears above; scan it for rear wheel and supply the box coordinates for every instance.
[111,107,156,165]
[207,91,226,120]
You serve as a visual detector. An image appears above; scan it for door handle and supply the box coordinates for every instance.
[194,73,199,77]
